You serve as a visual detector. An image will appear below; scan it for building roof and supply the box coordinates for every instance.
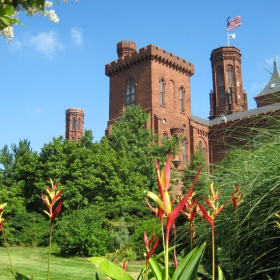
[191,102,280,127]
[255,58,280,97]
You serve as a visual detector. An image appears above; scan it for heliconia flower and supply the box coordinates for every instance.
[0,203,8,230]
[181,191,197,222]
[146,154,203,244]
[42,179,63,223]
[121,259,128,271]
[201,182,221,210]
[144,231,160,266]
[180,193,197,241]
[145,198,164,224]
[231,184,243,210]
[197,183,226,228]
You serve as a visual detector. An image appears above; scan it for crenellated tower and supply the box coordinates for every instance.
[65,108,84,141]
[105,40,195,167]
[209,46,248,119]
[117,40,137,58]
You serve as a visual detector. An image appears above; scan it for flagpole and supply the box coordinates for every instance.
[227,32,230,46]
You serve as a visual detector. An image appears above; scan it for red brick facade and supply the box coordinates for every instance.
[105,41,280,166]
[65,108,85,141]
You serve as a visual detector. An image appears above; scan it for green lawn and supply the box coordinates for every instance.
[0,247,98,280]
[0,247,144,280]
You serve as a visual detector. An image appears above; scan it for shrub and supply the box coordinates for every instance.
[55,205,112,257]
[7,212,49,246]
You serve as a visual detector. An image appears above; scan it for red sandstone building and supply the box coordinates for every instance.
[104,41,280,167]
[65,108,85,141]
[66,41,280,167]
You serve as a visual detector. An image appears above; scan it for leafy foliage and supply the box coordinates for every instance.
[209,124,280,279]
[8,212,49,246]
[55,205,112,257]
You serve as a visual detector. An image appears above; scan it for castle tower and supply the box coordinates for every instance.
[117,40,137,58]
[105,41,195,167]
[65,108,84,141]
[209,46,248,119]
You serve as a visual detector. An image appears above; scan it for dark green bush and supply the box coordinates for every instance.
[7,212,49,246]
[55,205,112,257]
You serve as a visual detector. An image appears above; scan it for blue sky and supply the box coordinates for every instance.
[1,0,279,152]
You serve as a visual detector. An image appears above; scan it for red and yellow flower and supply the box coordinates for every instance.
[197,182,226,228]
[42,179,63,222]
[0,203,8,230]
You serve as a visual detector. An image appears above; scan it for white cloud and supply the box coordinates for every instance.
[35,106,43,114]
[29,31,64,58]
[9,40,22,51]
[249,82,266,94]
[69,27,83,46]
[25,107,43,114]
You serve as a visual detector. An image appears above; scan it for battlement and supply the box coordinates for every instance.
[117,40,137,58]
[66,108,85,114]
[106,42,194,77]
[211,46,241,63]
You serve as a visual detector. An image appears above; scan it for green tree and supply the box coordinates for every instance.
[109,105,179,191]
[0,0,78,42]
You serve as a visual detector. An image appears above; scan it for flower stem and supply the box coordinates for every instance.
[165,237,169,280]
[2,228,16,280]
[211,225,215,280]
[48,222,53,280]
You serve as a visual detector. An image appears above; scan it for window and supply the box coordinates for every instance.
[72,117,76,130]
[126,78,135,108]
[226,65,234,92]
[217,67,225,105]
[203,148,206,160]
[78,119,81,131]
[199,140,203,150]
[160,79,165,106]
[163,132,168,141]
[180,87,184,112]
[182,138,187,162]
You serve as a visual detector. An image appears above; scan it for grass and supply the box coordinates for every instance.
[0,247,144,280]
[0,247,97,280]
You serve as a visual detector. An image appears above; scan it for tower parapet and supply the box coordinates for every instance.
[65,108,85,141]
[117,40,137,58]
[106,43,194,77]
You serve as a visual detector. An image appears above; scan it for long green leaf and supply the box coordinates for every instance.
[149,257,164,280]
[13,271,33,280]
[218,266,226,280]
[172,242,206,280]
[92,272,100,280]
[88,257,134,280]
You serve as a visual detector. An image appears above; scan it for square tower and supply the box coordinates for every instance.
[105,41,194,165]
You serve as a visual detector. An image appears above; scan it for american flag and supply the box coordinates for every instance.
[227,16,242,32]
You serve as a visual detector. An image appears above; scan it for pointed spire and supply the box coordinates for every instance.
[272,56,280,80]
[255,56,280,98]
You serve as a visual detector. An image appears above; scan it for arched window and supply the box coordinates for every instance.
[126,78,135,108]
[203,148,206,160]
[160,79,165,106]
[182,138,187,162]
[72,117,76,130]
[199,140,203,150]
[180,87,184,112]
[217,67,225,105]
[78,118,81,131]
[226,65,234,92]
[163,132,168,141]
